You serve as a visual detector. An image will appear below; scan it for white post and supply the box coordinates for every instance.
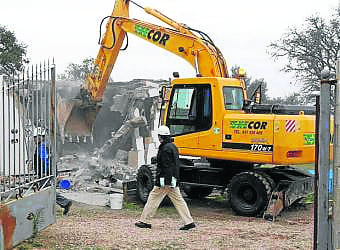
[318,69,332,249]
[333,53,340,249]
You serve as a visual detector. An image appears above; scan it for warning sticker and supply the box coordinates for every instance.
[285,120,296,133]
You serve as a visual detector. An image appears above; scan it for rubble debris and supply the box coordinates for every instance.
[59,154,137,188]
[56,79,163,208]
[57,152,139,207]
[97,116,147,158]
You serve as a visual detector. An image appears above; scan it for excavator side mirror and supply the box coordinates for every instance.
[159,85,171,102]
[160,85,166,99]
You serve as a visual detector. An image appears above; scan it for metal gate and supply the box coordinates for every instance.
[0,62,56,249]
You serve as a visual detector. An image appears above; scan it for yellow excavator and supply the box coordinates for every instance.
[58,0,328,218]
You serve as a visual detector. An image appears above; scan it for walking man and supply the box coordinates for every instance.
[135,125,195,230]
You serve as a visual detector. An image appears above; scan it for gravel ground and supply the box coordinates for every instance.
[15,195,314,249]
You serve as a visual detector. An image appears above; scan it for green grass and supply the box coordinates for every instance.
[158,206,178,215]
[123,201,140,210]
[207,194,225,202]
[303,192,314,204]
[15,236,44,250]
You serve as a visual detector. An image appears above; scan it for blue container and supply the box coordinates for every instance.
[59,179,71,190]
[308,169,333,193]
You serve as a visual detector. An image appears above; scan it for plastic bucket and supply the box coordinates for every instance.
[109,193,123,209]
[59,179,71,190]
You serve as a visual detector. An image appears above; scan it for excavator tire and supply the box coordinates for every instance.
[228,171,272,217]
[182,185,214,199]
[136,165,154,204]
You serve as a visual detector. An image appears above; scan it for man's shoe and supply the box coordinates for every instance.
[135,221,151,229]
[179,222,196,230]
[63,201,72,215]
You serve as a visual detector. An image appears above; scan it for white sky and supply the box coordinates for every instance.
[0,0,338,97]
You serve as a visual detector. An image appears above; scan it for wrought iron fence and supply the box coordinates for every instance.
[0,61,56,203]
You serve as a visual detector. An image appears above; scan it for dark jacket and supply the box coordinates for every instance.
[155,138,180,187]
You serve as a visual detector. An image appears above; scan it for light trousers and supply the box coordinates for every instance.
[140,186,194,225]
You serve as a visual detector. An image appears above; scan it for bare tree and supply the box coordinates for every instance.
[268,8,340,101]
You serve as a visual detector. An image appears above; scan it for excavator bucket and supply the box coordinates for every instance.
[57,97,101,139]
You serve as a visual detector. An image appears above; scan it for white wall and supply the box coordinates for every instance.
[0,76,28,176]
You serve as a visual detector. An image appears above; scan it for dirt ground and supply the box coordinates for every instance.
[15,194,314,250]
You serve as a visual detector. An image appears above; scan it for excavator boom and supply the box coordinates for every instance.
[58,0,130,139]
[58,0,230,139]
[115,17,228,77]
[85,0,129,102]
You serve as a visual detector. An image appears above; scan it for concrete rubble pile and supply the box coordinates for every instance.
[56,154,133,208]
[57,79,165,208]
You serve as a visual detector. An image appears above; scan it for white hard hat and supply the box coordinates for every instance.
[33,127,46,137]
[157,125,170,136]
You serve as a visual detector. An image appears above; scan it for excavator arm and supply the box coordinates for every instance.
[58,0,230,139]
[85,0,130,103]
[111,17,228,77]
[58,0,130,139]
[86,1,229,103]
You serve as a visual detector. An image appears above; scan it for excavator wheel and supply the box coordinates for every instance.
[135,164,172,206]
[228,172,272,217]
[136,165,154,204]
[182,185,214,199]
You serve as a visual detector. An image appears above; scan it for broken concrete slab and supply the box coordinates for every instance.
[61,191,124,209]
[62,191,111,207]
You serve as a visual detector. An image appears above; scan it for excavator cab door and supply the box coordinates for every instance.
[166,84,212,135]
[165,83,218,151]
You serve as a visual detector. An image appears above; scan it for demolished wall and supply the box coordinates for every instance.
[56,79,166,206]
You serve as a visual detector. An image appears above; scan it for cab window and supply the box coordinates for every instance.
[223,87,244,110]
[167,84,212,136]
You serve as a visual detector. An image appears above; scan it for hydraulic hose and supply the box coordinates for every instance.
[98,16,128,51]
